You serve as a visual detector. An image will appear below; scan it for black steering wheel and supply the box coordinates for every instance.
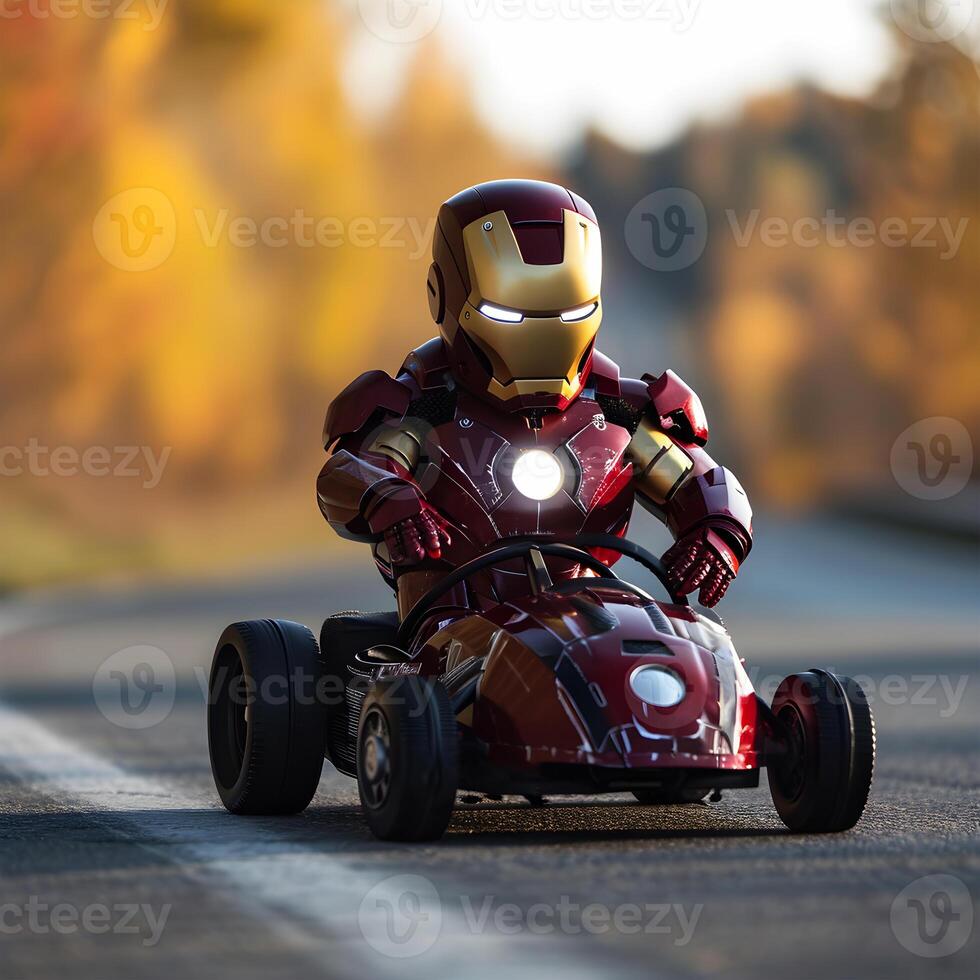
[396,532,687,645]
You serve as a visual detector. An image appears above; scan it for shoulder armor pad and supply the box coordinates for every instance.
[400,337,450,391]
[643,369,709,446]
[586,349,621,397]
[323,370,411,448]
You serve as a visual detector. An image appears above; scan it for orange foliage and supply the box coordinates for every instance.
[0,2,538,586]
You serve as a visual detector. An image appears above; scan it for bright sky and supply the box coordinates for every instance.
[341,0,980,154]
[337,0,950,155]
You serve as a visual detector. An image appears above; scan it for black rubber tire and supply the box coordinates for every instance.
[631,787,709,805]
[208,619,327,815]
[318,617,356,773]
[768,670,875,833]
[357,675,458,841]
[318,612,401,774]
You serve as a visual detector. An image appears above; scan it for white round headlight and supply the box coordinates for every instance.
[629,665,686,708]
[512,449,564,501]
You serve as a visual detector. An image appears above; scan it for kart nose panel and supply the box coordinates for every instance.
[467,592,760,772]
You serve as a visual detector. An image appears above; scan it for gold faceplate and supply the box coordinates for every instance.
[451,208,603,402]
[462,209,601,313]
[459,298,602,403]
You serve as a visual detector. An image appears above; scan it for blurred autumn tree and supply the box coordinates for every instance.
[2,2,976,589]
[0,1,536,587]
[571,20,979,507]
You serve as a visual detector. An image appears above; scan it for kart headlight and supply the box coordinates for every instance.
[629,665,686,708]
[512,449,564,501]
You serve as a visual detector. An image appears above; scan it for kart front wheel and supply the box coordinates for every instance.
[768,669,875,833]
[208,619,327,815]
[357,675,458,841]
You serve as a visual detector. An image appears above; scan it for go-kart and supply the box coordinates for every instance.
[206,534,875,841]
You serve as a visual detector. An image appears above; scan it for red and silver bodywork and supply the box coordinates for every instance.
[363,573,763,793]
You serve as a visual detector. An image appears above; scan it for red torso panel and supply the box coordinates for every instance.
[401,385,636,601]
[320,341,753,616]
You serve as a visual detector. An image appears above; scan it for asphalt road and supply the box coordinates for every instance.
[1,513,978,980]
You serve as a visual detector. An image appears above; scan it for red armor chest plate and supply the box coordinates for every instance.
[416,391,635,568]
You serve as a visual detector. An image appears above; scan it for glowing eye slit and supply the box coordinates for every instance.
[478,302,524,323]
[559,302,598,322]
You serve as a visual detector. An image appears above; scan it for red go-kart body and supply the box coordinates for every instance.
[207,535,874,841]
[399,581,758,794]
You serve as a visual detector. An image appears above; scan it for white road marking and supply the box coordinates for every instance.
[0,700,619,979]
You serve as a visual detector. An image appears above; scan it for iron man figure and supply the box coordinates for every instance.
[317,179,752,634]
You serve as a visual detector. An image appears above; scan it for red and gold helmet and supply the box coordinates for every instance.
[426,179,602,412]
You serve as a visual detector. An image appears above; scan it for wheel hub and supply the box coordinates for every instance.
[775,704,807,802]
[360,709,391,809]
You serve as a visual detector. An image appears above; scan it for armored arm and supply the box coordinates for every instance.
[316,370,424,542]
[625,370,752,605]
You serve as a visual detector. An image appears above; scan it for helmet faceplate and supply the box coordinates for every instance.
[427,179,602,412]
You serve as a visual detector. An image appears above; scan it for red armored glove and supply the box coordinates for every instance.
[384,503,452,565]
[662,526,740,607]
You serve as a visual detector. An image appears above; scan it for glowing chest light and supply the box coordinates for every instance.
[512,449,564,501]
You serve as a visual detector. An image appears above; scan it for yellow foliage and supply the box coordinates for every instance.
[0,2,537,586]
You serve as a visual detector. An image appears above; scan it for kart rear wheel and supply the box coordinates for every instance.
[631,787,709,805]
[357,675,458,841]
[208,619,327,815]
[768,670,875,833]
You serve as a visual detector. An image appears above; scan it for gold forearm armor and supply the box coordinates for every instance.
[625,414,694,505]
[363,419,426,474]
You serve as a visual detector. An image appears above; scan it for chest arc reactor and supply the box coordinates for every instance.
[511,449,564,501]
